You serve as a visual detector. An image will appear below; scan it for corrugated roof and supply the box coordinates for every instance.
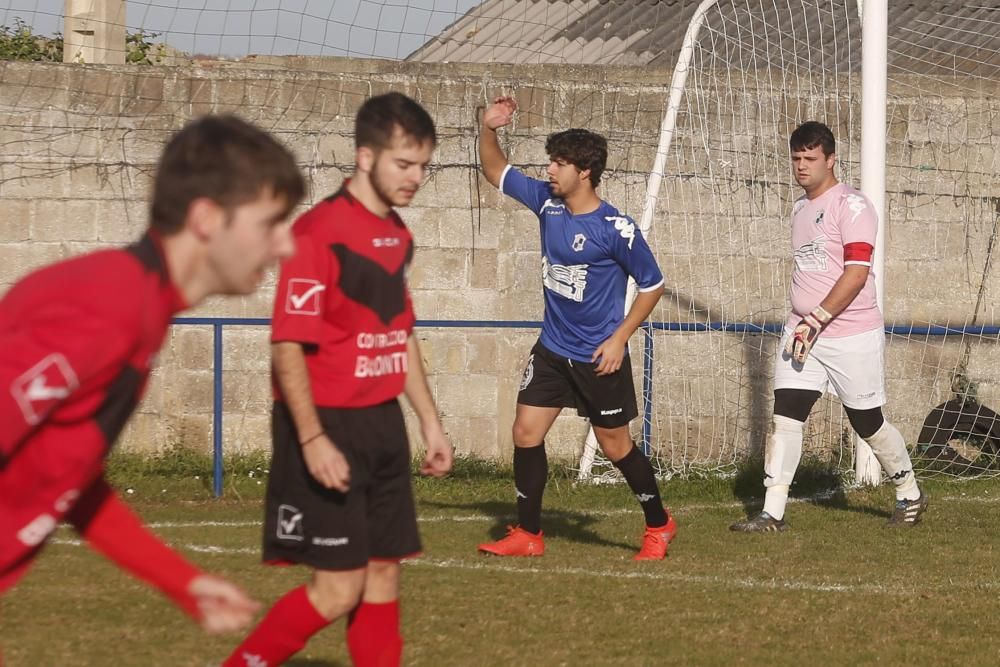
[406,0,1000,77]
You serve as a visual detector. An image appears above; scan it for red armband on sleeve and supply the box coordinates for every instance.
[67,478,203,619]
[844,242,873,265]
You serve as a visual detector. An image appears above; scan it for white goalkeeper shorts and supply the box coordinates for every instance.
[774,326,886,410]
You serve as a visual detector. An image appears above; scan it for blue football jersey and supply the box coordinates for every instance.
[500,165,664,361]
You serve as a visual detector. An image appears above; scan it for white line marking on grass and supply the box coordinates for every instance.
[403,558,893,594]
[937,495,1000,503]
[56,490,997,534]
[49,538,256,555]
[49,539,1000,596]
[45,538,887,594]
[147,520,261,528]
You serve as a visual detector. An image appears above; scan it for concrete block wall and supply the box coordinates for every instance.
[0,59,997,468]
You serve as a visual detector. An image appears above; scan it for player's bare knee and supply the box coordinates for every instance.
[593,426,632,462]
[512,420,543,448]
[363,560,401,602]
[308,569,366,620]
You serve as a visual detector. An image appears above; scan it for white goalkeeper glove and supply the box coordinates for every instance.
[785,305,832,364]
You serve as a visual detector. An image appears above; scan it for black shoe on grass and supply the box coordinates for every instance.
[887,492,929,527]
[729,511,787,533]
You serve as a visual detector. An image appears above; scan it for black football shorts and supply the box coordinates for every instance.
[516,339,638,429]
[263,399,420,570]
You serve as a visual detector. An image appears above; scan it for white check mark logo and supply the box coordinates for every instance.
[280,513,302,535]
[289,284,325,310]
[25,376,70,401]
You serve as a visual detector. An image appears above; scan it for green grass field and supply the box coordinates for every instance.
[3,454,1000,666]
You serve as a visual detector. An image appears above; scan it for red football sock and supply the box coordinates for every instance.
[346,600,403,667]
[222,586,329,667]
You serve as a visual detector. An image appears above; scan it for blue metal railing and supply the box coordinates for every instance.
[173,317,547,496]
[170,317,1000,496]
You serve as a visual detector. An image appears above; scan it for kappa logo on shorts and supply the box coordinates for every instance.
[285,279,325,315]
[11,353,79,425]
[520,354,535,391]
[276,504,305,541]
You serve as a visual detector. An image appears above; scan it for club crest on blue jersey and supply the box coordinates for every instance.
[572,233,587,252]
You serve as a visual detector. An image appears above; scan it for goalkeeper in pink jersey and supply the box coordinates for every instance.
[731,121,927,532]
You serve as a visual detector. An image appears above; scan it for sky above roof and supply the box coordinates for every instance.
[0,0,480,59]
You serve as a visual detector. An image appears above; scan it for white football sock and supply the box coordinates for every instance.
[763,485,790,520]
[762,415,805,520]
[864,421,920,501]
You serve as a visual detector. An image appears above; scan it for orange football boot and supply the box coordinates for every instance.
[478,526,545,556]
[633,511,677,561]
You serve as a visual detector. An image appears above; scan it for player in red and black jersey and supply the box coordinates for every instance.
[0,116,304,648]
[224,93,453,667]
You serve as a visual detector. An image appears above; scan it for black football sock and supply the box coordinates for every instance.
[613,445,668,528]
[513,443,548,535]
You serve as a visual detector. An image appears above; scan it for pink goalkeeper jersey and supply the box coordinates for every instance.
[785,182,883,337]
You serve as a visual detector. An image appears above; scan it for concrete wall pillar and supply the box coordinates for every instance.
[63,0,126,64]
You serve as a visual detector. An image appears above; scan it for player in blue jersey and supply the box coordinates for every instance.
[476,96,676,560]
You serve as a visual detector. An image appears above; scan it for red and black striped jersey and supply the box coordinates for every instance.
[271,184,416,408]
[0,232,187,586]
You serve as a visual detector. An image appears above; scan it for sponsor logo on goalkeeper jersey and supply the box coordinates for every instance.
[793,235,829,272]
[542,255,588,302]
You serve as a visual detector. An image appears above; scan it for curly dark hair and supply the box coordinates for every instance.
[545,128,608,188]
[790,121,836,156]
